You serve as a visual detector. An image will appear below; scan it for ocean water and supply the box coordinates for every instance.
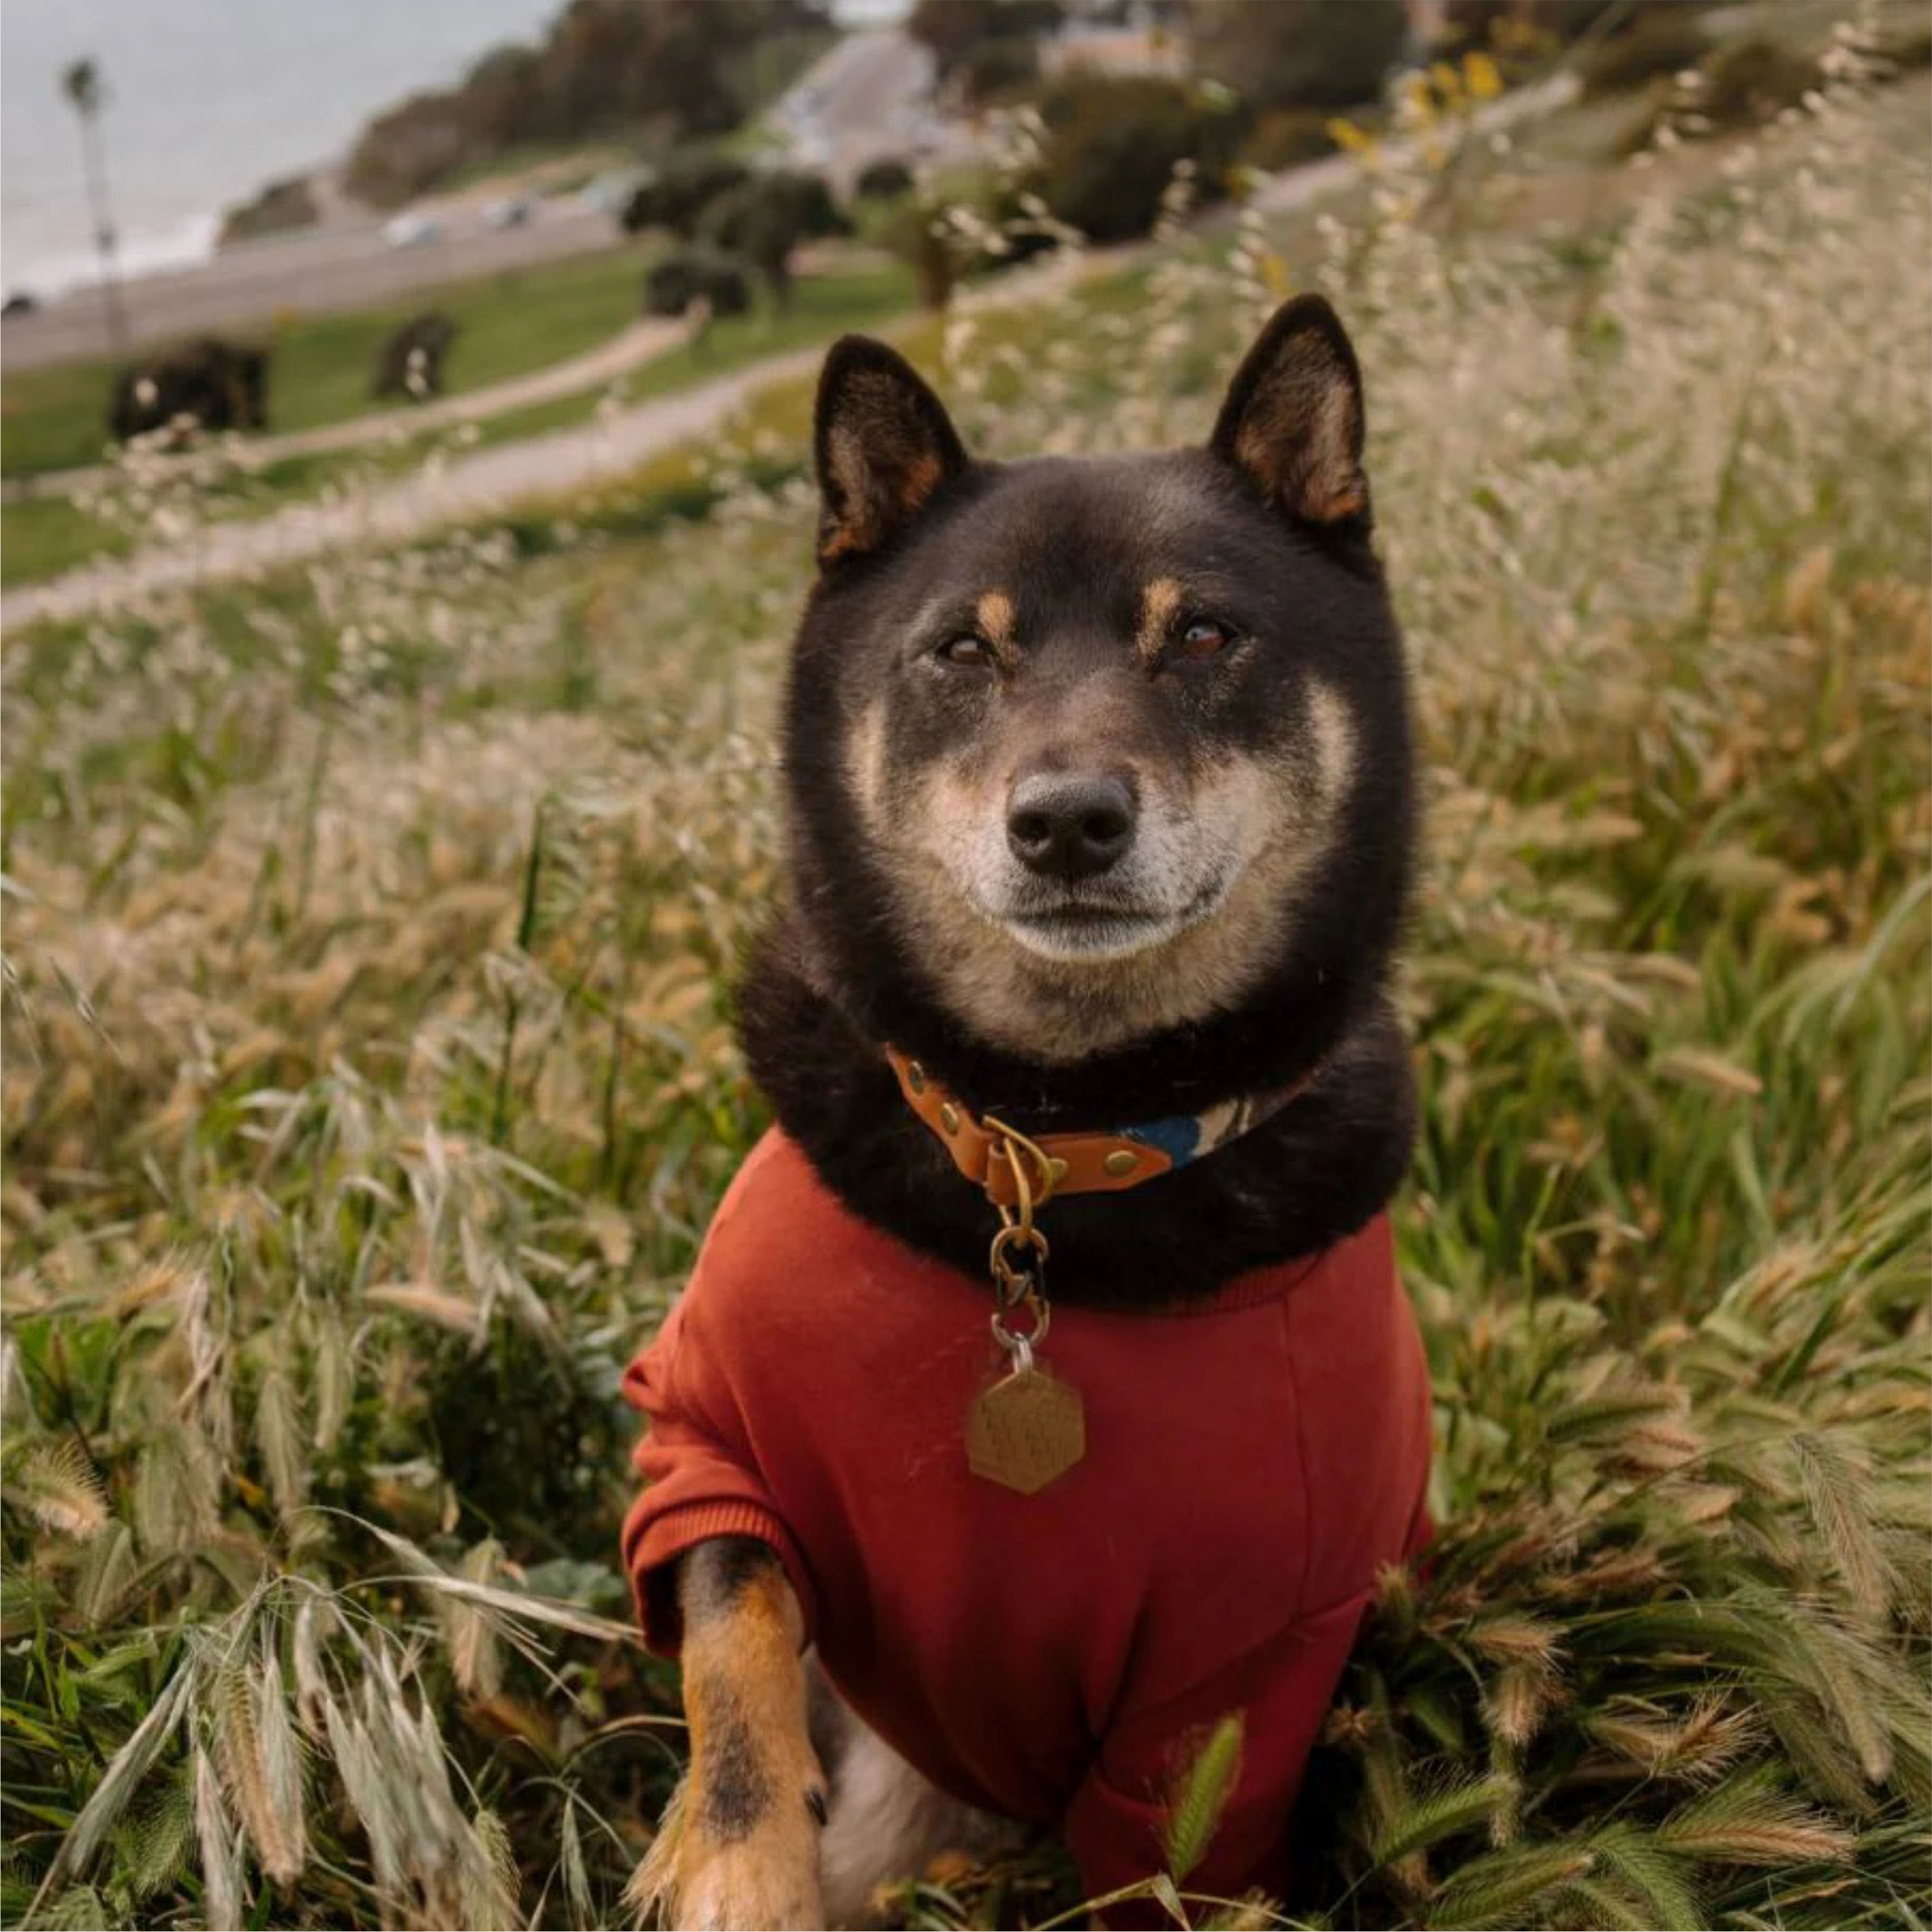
[1,0,908,304]
[1,0,581,299]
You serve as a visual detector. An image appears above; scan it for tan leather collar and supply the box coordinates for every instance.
[886,1046,1309,1210]
[886,1047,1171,1207]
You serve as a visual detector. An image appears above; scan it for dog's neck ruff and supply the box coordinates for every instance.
[886,1046,1308,1210]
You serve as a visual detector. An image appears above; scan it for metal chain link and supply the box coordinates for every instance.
[983,1114,1060,1363]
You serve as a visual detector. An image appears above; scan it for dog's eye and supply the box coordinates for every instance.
[1175,618,1234,662]
[935,635,993,668]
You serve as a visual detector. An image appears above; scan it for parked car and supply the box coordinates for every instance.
[579,169,650,218]
[382,212,442,250]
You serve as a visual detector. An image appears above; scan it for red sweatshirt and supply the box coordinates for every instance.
[623,1129,1432,1909]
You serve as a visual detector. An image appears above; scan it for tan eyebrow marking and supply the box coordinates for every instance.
[1138,576,1185,664]
[975,590,1018,668]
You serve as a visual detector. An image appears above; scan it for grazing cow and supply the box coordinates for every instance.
[109,337,270,444]
[372,311,459,401]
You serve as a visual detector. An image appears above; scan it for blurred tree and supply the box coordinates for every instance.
[344,0,830,207]
[1190,0,1409,110]
[1033,72,1247,243]
[854,155,916,200]
[877,172,1056,311]
[908,0,1065,83]
[642,246,753,319]
[61,58,129,359]
[881,195,966,310]
[621,152,755,238]
[958,34,1043,109]
[459,43,547,147]
[698,169,850,306]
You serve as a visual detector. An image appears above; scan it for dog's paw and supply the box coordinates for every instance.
[673,1834,825,1931]
[629,1763,827,1931]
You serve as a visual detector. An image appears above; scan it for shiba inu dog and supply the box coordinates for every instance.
[623,295,1429,1929]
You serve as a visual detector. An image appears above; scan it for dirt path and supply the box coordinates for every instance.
[0,347,828,633]
[3,314,689,503]
[0,249,1102,636]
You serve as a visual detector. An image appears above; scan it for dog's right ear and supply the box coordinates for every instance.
[814,336,966,569]
[1210,295,1369,528]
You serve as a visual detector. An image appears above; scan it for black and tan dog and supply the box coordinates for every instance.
[623,296,1430,1928]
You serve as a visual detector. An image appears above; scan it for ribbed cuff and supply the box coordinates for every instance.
[628,1499,819,1656]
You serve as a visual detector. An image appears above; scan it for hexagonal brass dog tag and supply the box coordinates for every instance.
[966,1365,1085,1494]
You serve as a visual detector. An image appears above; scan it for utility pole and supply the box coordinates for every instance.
[62,58,131,361]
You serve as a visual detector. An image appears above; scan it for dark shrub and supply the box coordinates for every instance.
[218,174,321,248]
[881,199,960,311]
[1191,0,1409,111]
[1620,35,1821,152]
[1696,36,1821,125]
[854,156,915,200]
[621,152,754,238]
[642,247,753,319]
[371,312,460,402]
[1241,106,1339,172]
[1875,12,1932,71]
[958,33,1041,106]
[1578,6,1712,97]
[697,169,850,304]
[879,176,1056,312]
[1033,73,1248,243]
[908,0,1064,82]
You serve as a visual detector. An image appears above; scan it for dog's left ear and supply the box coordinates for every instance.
[1210,295,1369,527]
[814,335,968,568]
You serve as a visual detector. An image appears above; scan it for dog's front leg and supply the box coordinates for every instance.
[648,1536,827,1930]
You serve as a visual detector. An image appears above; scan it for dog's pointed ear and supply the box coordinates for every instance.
[1210,295,1369,527]
[814,335,967,568]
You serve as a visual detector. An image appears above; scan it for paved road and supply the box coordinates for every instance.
[771,29,965,187]
[1,194,630,374]
[3,27,950,375]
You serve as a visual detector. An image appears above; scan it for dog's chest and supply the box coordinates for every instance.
[729,1224,1319,1774]
[650,1130,1427,1816]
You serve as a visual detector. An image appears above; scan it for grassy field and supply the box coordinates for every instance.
[2,47,1929,1932]
[0,262,915,591]
[0,244,663,482]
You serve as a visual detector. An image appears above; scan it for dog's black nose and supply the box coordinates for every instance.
[1006,773,1138,881]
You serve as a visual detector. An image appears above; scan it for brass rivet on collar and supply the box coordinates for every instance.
[906,1062,926,1094]
[1103,1149,1139,1176]
[939,1103,961,1135]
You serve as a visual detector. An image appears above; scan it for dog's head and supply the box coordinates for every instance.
[782,297,1413,1074]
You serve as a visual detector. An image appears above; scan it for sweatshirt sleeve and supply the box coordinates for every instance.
[619,1300,819,1655]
